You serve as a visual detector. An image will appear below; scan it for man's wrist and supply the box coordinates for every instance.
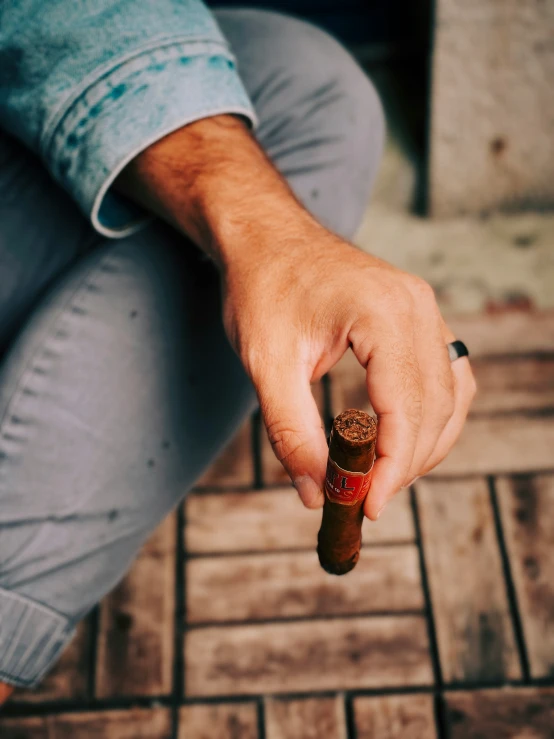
[115,115,313,271]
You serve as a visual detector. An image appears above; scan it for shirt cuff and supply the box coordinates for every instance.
[45,40,258,238]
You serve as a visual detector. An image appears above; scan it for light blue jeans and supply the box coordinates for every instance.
[0,9,384,687]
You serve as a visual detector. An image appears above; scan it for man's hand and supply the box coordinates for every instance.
[221,220,475,518]
[116,115,476,519]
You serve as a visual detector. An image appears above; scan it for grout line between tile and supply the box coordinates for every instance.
[344,692,357,739]
[469,408,554,420]
[86,605,100,701]
[256,697,266,739]
[6,678,554,719]
[410,487,444,688]
[184,609,426,631]
[171,502,187,739]
[434,692,449,739]
[487,476,531,682]
[470,351,554,363]
[186,540,416,559]
[190,466,554,493]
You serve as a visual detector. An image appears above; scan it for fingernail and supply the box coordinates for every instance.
[376,504,386,519]
[405,476,420,489]
[293,475,322,508]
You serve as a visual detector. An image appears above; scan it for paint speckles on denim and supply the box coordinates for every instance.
[0,0,256,237]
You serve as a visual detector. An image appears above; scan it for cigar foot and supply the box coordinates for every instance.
[317,548,359,576]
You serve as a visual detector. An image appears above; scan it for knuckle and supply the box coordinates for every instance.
[379,281,413,316]
[245,345,278,382]
[266,421,308,464]
[408,276,436,305]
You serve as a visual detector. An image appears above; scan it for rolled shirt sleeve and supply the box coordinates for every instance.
[0,0,257,237]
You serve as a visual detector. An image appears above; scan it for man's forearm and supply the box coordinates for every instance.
[0,682,13,704]
[115,115,314,271]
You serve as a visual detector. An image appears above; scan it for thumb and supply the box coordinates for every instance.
[256,367,327,508]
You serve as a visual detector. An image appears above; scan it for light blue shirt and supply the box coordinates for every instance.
[0,0,257,237]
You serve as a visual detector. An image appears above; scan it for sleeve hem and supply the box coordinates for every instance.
[90,105,257,239]
[0,585,73,688]
[47,42,258,237]
[40,36,238,155]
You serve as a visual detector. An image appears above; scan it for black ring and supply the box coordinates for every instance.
[447,340,469,362]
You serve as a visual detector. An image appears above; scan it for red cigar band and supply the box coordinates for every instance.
[324,457,374,506]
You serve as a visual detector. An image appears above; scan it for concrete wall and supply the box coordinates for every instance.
[429,0,554,217]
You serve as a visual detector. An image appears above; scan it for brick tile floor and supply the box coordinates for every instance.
[2,310,554,738]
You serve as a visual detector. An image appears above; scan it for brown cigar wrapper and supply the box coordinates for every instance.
[318,497,365,575]
[317,410,377,576]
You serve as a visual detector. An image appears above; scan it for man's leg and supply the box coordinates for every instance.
[0,220,256,691]
[0,10,384,695]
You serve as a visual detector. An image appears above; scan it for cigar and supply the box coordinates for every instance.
[317,409,377,575]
